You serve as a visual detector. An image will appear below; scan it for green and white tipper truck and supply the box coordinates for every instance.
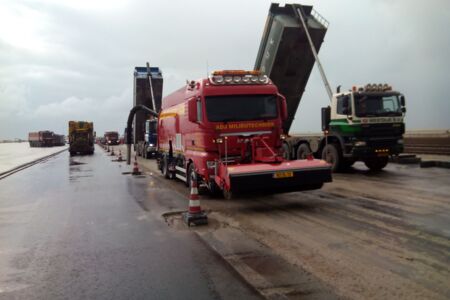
[255,3,406,171]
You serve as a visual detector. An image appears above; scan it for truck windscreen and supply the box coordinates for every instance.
[205,95,278,122]
[355,94,402,117]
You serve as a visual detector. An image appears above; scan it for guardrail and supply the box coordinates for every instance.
[311,9,329,28]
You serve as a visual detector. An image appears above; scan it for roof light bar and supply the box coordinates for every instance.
[352,83,393,92]
[209,70,269,85]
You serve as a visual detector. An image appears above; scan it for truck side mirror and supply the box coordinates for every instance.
[321,106,331,131]
[400,95,406,107]
[278,94,288,121]
[188,98,197,122]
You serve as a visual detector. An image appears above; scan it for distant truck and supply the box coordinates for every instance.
[254,3,406,171]
[104,131,119,145]
[28,131,54,147]
[68,121,95,156]
[133,65,163,158]
[52,134,66,146]
[142,118,158,158]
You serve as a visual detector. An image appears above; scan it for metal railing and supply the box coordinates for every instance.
[311,9,329,28]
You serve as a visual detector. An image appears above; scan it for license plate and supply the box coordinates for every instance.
[273,171,294,179]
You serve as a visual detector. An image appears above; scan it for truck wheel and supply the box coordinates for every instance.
[209,180,221,197]
[297,143,311,160]
[322,144,341,172]
[282,143,290,160]
[162,155,171,179]
[223,188,233,200]
[186,163,194,187]
[70,151,75,157]
[364,157,388,171]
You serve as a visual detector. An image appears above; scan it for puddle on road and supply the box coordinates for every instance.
[69,159,93,181]
[69,160,85,166]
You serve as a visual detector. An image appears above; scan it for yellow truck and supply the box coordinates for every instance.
[68,121,95,156]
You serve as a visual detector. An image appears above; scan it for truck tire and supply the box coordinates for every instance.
[322,144,341,172]
[364,157,388,171]
[209,180,221,197]
[223,188,233,200]
[296,143,311,160]
[162,155,172,179]
[186,163,194,187]
[282,143,290,160]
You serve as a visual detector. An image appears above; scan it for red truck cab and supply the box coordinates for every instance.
[157,70,331,198]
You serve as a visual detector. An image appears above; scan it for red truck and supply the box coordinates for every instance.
[156,70,332,198]
[104,131,120,145]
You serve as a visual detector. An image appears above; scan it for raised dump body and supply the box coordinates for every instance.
[254,3,328,133]
[133,66,163,145]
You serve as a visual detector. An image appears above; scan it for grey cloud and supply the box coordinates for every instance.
[0,0,449,139]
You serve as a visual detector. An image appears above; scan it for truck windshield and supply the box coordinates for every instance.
[354,94,402,117]
[205,95,278,122]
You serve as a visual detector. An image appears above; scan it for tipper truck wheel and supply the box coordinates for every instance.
[297,143,311,160]
[364,157,388,171]
[322,144,341,172]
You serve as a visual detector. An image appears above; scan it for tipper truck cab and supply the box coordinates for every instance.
[68,121,95,156]
[143,118,158,158]
[133,65,163,158]
[255,3,406,171]
[287,84,406,171]
[156,70,332,199]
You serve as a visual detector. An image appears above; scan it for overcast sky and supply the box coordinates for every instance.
[1,0,449,139]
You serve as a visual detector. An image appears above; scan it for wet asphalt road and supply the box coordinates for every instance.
[0,146,260,300]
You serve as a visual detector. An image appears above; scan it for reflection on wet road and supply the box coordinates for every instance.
[0,147,260,300]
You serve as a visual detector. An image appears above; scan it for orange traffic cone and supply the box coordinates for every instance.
[117,150,123,161]
[132,155,141,175]
[110,147,115,156]
[107,145,110,152]
[183,172,208,226]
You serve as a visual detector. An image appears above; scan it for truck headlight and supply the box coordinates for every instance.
[354,141,366,146]
[149,143,154,147]
[397,139,404,144]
